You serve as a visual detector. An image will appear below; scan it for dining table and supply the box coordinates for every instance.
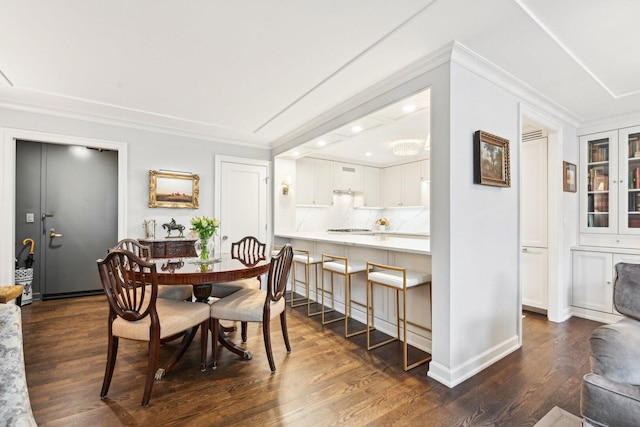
[152,253,271,375]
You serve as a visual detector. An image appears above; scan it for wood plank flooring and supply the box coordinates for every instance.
[19,295,600,426]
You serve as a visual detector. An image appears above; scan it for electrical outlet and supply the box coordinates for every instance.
[26,213,34,223]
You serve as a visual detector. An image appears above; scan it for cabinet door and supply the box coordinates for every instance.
[618,126,640,234]
[333,162,363,192]
[580,131,618,234]
[572,251,613,313]
[402,162,423,207]
[362,166,381,207]
[382,165,403,207]
[314,159,334,205]
[522,247,548,310]
[522,137,548,247]
[296,157,315,205]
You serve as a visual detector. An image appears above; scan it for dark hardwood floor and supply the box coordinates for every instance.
[20,295,600,426]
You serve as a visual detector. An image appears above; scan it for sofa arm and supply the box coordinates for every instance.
[581,373,640,427]
[0,304,37,426]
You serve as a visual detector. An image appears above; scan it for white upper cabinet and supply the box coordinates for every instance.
[358,166,382,208]
[382,161,425,208]
[579,126,640,247]
[333,162,363,192]
[296,158,333,206]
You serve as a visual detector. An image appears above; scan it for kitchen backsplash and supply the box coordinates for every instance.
[296,193,429,233]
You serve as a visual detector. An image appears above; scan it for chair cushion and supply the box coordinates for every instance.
[589,317,640,384]
[581,373,640,427]
[293,254,321,264]
[215,278,260,290]
[158,284,192,301]
[210,288,285,322]
[112,299,209,341]
[323,260,367,274]
[368,270,431,289]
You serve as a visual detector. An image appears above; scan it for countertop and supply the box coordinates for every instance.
[274,231,431,255]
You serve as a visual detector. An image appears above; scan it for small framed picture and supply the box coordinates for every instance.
[473,130,511,187]
[149,170,200,208]
[563,161,577,193]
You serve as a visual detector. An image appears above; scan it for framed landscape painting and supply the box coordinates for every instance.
[149,170,199,208]
[563,161,577,193]
[473,130,511,187]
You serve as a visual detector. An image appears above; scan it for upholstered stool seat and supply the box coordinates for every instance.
[366,262,432,371]
[321,254,368,338]
[0,285,24,304]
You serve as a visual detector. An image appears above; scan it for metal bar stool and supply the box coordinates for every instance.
[292,248,322,316]
[366,262,432,371]
[322,254,368,338]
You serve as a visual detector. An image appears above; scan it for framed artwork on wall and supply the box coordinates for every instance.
[563,161,577,193]
[148,170,199,208]
[473,130,511,187]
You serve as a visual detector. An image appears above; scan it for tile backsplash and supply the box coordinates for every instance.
[296,193,429,233]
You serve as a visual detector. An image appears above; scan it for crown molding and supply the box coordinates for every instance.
[578,110,640,136]
[449,41,582,128]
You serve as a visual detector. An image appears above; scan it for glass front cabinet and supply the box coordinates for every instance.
[580,126,640,244]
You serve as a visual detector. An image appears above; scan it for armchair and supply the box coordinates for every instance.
[581,262,640,427]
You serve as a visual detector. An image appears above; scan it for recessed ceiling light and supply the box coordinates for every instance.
[365,152,372,157]
[351,125,363,133]
[317,140,326,146]
[402,104,416,113]
[292,150,300,156]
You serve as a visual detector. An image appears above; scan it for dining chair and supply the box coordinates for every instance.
[97,249,210,407]
[111,239,193,301]
[213,236,267,342]
[210,244,294,372]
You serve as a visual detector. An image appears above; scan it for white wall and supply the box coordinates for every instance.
[0,107,270,285]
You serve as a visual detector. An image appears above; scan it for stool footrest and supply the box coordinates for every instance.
[368,337,398,350]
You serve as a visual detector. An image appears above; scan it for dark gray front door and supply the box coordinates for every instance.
[42,144,118,297]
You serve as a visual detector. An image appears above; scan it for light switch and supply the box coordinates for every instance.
[26,213,34,223]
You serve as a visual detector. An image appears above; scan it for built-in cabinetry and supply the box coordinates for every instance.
[572,124,640,322]
[296,157,333,206]
[382,160,427,207]
[297,157,427,208]
[579,126,640,246]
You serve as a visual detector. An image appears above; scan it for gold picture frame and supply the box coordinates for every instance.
[473,130,511,187]
[149,170,199,208]
[563,161,577,193]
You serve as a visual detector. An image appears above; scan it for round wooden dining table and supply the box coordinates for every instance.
[153,253,271,366]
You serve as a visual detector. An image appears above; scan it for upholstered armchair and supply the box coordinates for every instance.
[581,262,640,427]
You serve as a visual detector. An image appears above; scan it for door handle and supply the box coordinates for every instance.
[50,228,63,238]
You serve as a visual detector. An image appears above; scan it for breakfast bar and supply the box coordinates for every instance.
[274,231,432,353]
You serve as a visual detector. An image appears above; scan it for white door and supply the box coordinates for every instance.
[216,157,269,255]
[521,136,548,310]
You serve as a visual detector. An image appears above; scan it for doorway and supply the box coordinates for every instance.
[15,141,118,298]
[214,156,270,255]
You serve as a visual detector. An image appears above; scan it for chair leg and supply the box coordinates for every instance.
[241,321,248,343]
[142,336,160,407]
[200,320,208,371]
[211,318,219,369]
[263,316,275,372]
[100,335,119,399]
[280,311,291,353]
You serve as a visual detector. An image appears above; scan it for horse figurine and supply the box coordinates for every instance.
[162,218,185,238]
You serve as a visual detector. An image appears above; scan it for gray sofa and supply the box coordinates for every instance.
[581,262,640,427]
[0,303,37,426]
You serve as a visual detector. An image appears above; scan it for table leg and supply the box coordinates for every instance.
[154,325,199,380]
[216,322,252,361]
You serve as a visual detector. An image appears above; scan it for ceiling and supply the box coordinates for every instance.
[1,0,639,159]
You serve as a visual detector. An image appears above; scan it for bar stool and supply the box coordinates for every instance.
[366,262,432,371]
[321,254,368,338]
[291,248,322,316]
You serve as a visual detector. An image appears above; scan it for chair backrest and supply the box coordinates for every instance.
[231,236,266,267]
[97,249,158,322]
[614,262,640,320]
[265,244,293,304]
[111,238,151,261]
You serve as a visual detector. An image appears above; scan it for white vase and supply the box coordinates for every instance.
[379,225,386,231]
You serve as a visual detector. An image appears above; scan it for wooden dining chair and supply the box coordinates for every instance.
[213,236,267,342]
[210,244,294,372]
[97,249,210,407]
[111,239,193,301]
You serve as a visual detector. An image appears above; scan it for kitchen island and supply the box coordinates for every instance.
[275,231,432,353]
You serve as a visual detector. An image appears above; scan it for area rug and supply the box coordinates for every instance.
[534,406,582,427]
